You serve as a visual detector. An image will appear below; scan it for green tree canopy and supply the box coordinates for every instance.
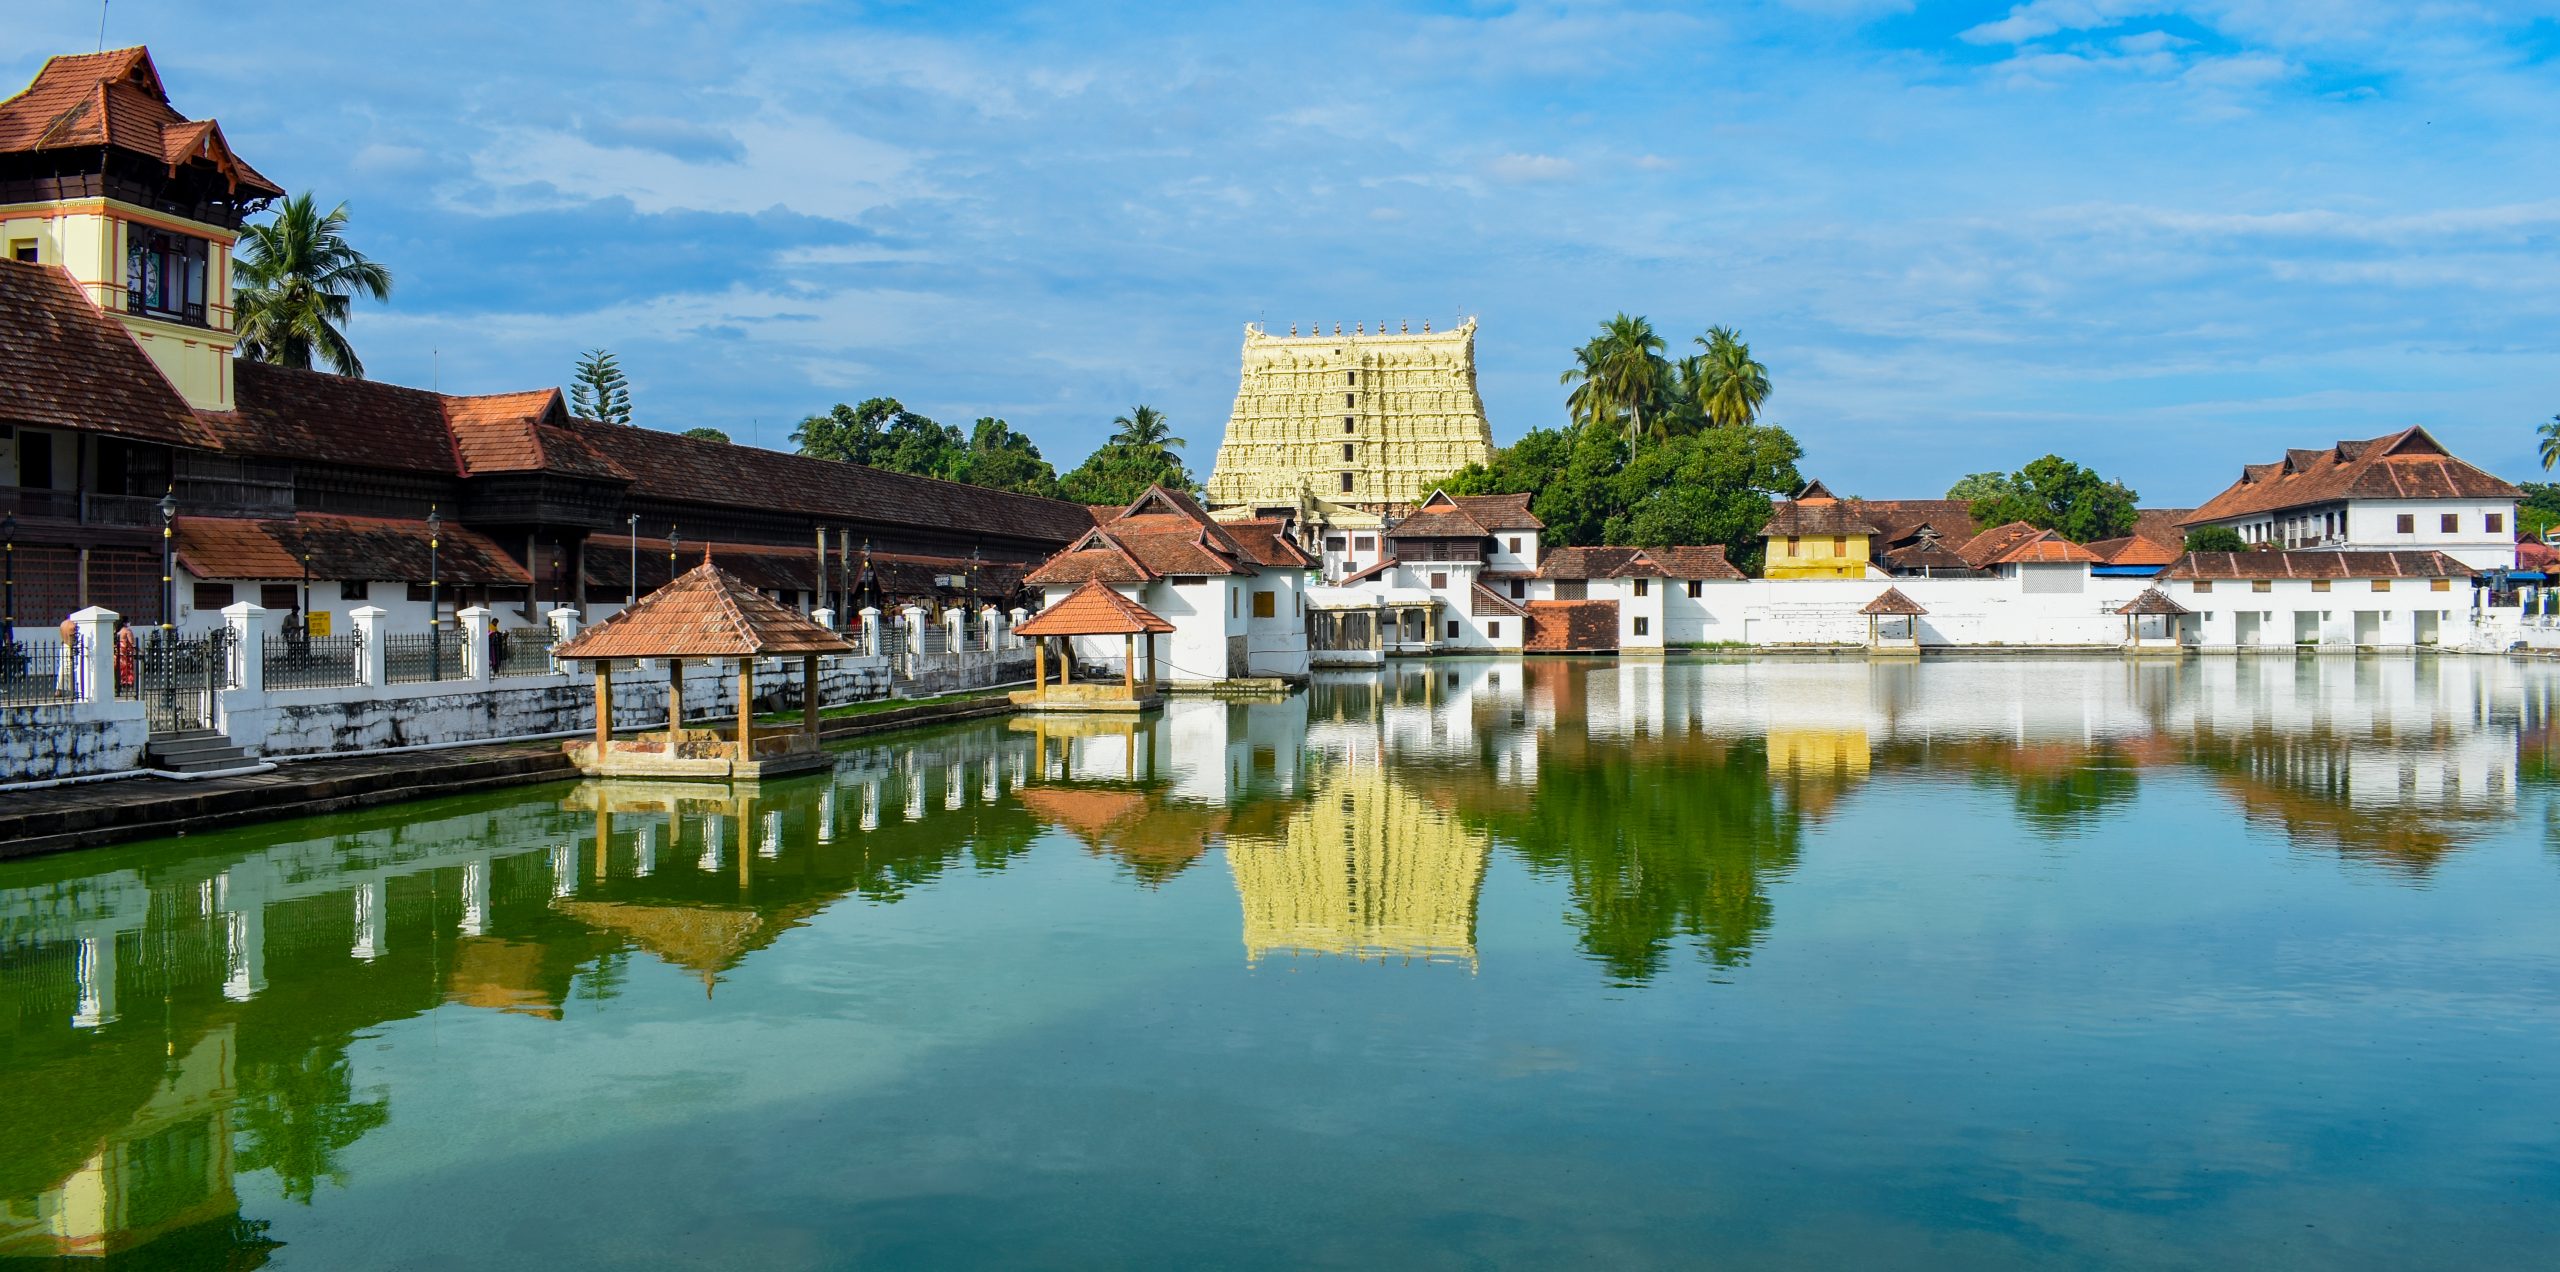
[233,193,393,377]
[1561,313,1671,444]
[956,417,1062,498]
[1689,326,1772,429]
[571,349,633,425]
[2182,525,2247,553]
[1058,441,1197,506]
[2538,413,2560,472]
[791,398,967,480]
[680,426,730,444]
[2516,482,2560,538]
[1965,454,2140,542]
[1438,419,1802,572]
[1945,471,2015,502]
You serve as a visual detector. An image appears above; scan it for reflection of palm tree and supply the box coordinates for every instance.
[233,1043,390,1204]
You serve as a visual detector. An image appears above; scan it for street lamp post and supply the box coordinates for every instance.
[426,505,443,682]
[157,489,177,634]
[298,536,311,639]
[626,513,640,606]
[668,526,681,578]
[2,510,16,650]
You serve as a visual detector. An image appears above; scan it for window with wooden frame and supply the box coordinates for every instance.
[2431,578,2451,592]
[2441,513,2459,532]
[1446,620,1459,639]
[2252,579,2271,593]
[191,582,234,609]
[2397,514,2415,533]
[2194,580,2213,593]
[125,225,211,325]
[2372,579,2391,592]
[2311,579,2331,592]
[1633,577,1649,597]
[1252,591,1276,618]
[1430,572,1448,590]
[1687,580,1703,598]
[2488,513,2505,533]
[341,580,369,600]
[1633,616,1650,636]
[1488,621,1500,639]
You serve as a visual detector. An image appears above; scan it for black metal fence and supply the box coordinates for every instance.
[383,630,467,684]
[492,628,554,677]
[0,636,82,707]
[117,629,235,732]
[264,632,365,691]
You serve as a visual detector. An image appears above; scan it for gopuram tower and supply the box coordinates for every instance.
[1205,320,1496,516]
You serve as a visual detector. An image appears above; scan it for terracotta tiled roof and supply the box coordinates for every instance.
[1644,546,1746,581]
[444,390,629,481]
[1523,599,1617,652]
[2085,535,2181,567]
[2517,540,2559,573]
[1027,485,1306,585]
[2181,429,2521,526]
[174,514,532,585]
[1861,587,1927,616]
[1761,500,1880,537]
[567,420,1101,546]
[1338,560,1394,585]
[1014,580,1175,636]
[1470,581,1527,618]
[582,537,833,598]
[1881,541,1979,575]
[1446,492,1543,530]
[203,360,463,474]
[557,558,854,660]
[1991,533,2101,565]
[0,48,280,197]
[0,260,205,446]
[1538,546,1668,579]
[1955,521,2040,568]
[1859,498,1979,545]
[2131,508,2192,548]
[1386,508,1488,539]
[2115,588,2192,616]
[1024,536,1155,586]
[2161,550,2473,581]
[1220,518,1318,569]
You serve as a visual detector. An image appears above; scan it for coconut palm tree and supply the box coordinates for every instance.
[233,194,394,377]
[1109,405,1186,460]
[1693,326,1772,428]
[1560,313,1670,444]
[2539,413,2560,471]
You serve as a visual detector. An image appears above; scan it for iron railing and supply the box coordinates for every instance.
[116,629,235,731]
[264,632,365,691]
[0,636,82,707]
[493,628,554,677]
[383,631,467,684]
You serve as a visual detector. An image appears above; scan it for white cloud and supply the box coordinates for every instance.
[1486,152,1579,184]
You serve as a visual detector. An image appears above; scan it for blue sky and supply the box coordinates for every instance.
[14,0,2560,505]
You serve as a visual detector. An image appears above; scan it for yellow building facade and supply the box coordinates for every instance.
[1759,483,1879,580]
[1205,320,1496,515]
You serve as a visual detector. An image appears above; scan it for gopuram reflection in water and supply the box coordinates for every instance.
[4,655,2558,1266]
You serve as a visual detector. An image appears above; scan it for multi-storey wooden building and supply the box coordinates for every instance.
[0,49,1095,641]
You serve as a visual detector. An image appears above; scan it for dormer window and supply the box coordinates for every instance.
[127,226,210,325]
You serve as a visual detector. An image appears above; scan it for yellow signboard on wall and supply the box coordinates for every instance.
[306,611,333,638]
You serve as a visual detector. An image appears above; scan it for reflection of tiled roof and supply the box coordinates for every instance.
[1761,500,1880,537]
[175,514,532,585]
[1861,587,1927,616]
[2182,428,2521,525]
[1447,492,1542,530]
[1014,580,1175,636]
[0,260,206,446]
[2115,588,2192,616]
[556,558,855,659]
[2162,550,2472,580]
[0,48,281,196]
[1538,546,1667,579]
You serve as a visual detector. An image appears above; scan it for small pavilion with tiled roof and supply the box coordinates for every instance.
[2114,588,2194,654]
[1860,587,1927,656]
[1011,580,1175,712]
[553,554,854,778]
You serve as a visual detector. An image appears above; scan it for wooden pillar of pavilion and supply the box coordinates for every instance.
[737,659,755,756]
[1033,640,1047,696]
[1059,638,1072,685]
[594,661,613,754]
[1122,635,1135,696]
[668,658,685,733]
[802,655,820,737]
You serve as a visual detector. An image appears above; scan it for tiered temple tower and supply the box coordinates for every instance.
[1205,320,1496,516]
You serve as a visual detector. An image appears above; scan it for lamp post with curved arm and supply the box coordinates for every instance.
[427,505,443,682]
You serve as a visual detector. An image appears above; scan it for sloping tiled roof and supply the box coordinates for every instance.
[1538,546,1669,580]
[1027,485,1309,585]
[567,419,1101,545]
[582,537,831,598]
[1470,581,1528,618]
[2181,429,2521,526]
[174,514,532,585]
[2161,550,2473,581]
[1014,580,1176,636]
[1386,508,1488,539]
[2085,535,2182,567]
[444,390,629,481]
[1645,546,1746,581]
[1881,541,1979,574]
[0,48,281,197]
[1216,518,1317,570]
[0,259,206,445]
[1761,500,1881,537]
[1447,492,1543,530]
[556,557,854,659]
[1956,521,2097,568]
[2115,588,2193,616]
[2131,508,2192,547]
[204,360,463,474]
[1859,498,1979,545]
[1861,587,1927,616]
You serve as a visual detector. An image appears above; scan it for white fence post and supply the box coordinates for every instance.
[858,607,883,658]
[350,606,388,687]
[456,605,495,682]
[981,605,1004,652]
[221,601,267,697]
[71,606,119,704]
[944,606,967,655]
[547,606,581,673]
[1009,607,1029,651]
[902,605,927,658]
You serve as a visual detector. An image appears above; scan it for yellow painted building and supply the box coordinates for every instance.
[1759,481,1879,580]
[1205,320,1496,515]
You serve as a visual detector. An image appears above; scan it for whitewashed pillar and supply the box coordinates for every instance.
[1009,607,1029,650]
[901,605,928,656]
[858,607,883,658]
[944,607,967,658]
[350,606,388,686]
[547,607,581,674]
[220,601,267,696]
[981,605,1004,652]
[70,606,119,704]
[812,607,835,633]
[456,605,495,681]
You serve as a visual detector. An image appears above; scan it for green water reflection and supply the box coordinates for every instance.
[5,656,2560,1268]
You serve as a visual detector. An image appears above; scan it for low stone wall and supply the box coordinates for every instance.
[0,701,147,782]
[896,648,1033,697]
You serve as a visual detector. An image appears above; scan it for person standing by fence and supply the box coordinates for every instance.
[113,620,138,694]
